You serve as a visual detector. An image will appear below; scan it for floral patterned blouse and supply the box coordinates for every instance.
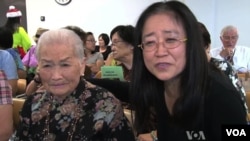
[14,78,135,141]
[210,57,248,113]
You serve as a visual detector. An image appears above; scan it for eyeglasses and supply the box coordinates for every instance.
[138,38,187,52]
[111,41,124,47]
[87,39,96,43]
[221,36,238,41]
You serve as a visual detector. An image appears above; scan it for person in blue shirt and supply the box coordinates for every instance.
[0,26,26,79]
[0,50,18,95]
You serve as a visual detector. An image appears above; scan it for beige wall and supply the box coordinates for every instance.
[26,0,160,45]
[26,0,250,47]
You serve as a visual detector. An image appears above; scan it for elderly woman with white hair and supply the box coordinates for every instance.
[14,29,135,141]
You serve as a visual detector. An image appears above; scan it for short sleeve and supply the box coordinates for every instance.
[0,50,18,79]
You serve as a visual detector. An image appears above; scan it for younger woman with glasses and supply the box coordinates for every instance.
[85,32,104,78]
[131,1,247,140]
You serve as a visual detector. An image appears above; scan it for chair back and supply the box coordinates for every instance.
[17,79,26,95]
[237,73,250,92]
[12,98,25,129]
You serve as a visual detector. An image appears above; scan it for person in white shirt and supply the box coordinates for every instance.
[210,25,250,73]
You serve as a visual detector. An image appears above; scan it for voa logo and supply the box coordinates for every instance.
[226,129,246,136]
[186,131,206,140]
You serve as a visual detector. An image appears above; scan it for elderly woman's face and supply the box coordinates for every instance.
[38,44,85,99]
[111,32,133,62]
[141,14,186,81]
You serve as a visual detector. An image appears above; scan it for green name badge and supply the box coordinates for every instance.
[101,66,124,81]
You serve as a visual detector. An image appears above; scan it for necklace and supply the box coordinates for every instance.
[43,95,82,141]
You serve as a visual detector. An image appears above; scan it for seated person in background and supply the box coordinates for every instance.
[210,25,250,73]
[0,50,18,95]
[96,33,111,60]
[0,70,13,140]
[85,32,104,77]
[109,25,135,81]
[199,22,249,115]
[64,25,91,78]
[14,29,135,140]
[5,5,32,58]
[22,27,49,84]
[0,26,26,79]
[25,67,44,96]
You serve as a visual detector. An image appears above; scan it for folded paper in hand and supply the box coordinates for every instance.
[101,66,124,81]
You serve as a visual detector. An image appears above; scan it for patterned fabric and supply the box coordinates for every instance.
[0,70,13,104]
[14,78,135,141]
[210,57,248,113]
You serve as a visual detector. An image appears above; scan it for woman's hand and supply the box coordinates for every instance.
[33,73,41,84]
[137,133,153,141]
[220,48,234,59]
[137,130,158,141]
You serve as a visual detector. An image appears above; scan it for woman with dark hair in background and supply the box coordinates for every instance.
[85,32,104,77]
[96,33,111,60]
[4,5,31,59]
[109,25,135,81]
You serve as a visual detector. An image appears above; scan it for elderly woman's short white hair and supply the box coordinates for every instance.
[35,28,84,60]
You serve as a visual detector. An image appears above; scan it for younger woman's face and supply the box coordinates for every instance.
[98,37,105,47]
[141,13,187,81]
[85,35,96,51]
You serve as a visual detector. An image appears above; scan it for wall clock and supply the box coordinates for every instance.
[55,0,72,5]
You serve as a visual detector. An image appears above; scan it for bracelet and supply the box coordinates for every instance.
[33,77,41,84]
[150,131,158,141]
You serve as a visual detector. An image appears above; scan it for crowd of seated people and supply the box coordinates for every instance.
[2,2,250,141]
